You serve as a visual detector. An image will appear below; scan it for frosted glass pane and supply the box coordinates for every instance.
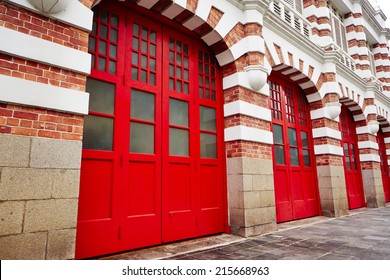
[273,124,283,144]
[290,147,299,166]
[83,115,113,151]
[98,56,106,71]
[109,61,116,74]
[274,145,285,165]
[88,37,96,52]
[170,128,189,156]
[130,122,154,154]
[201,133,216,158]
[200,106,216,132]
[303,149,311,166]
[301,131,308,147]
[288,128,297,146]
[131,89,155,121]
[169,99,188,127]
[100,25,107,39]
[86,79,115,114]
[99,41,106,54]
[111,15,118,27]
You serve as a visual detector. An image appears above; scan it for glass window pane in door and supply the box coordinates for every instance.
[200,106,216,132]
[303,149,311,166]
[301,131,308,147]
[130,122,154,154]
[273,124,284,144]
[130,89,155,121]
[200,133,216,158]
[170,128,189,156]
[169,98,188,127]
[288,128,298,146]
[290,147,299,166]
[86,79,115,114]
[274,145,285,165]
[83,115,113,151]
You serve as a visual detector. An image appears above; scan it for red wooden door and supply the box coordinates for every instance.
[377,129,390,202]
[76,4,225,259]
[269,76,320,223]
[339,105,366,209]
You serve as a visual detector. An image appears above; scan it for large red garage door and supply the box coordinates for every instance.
[269,76,320,223]
[76,4,226,259]
[339,105,366,209]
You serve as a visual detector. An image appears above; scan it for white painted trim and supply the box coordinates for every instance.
[356,126,369,135]
[385,138,390,144]
[358,141,379,150]
[314,144,344,156]
[0,26,91,75]
[310,107,340,122]
[224,126,273,144]
[224,100,272,122]
[216,36,265,66]
[312,127,342,140]
[386,149,390,156]
[5,0,93,31]
[0,74,89,115]
[319,82,342,98]
[359,154,380,162]
[222,72,270,96]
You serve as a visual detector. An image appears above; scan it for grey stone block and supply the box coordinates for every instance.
[52,169,80,199]
[0,201,25,236]
[47,229,76,260]
[0,134,30,168]
[24,199,78,232]
[30,138,82,169]
[0,168,52,200]
[0,232,47,260]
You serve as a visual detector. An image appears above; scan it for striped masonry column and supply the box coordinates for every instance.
[344,6,371,79]
[303,0,333,48]
[355,94,386,208]
[222,5,278,237]
[372,38,390,96]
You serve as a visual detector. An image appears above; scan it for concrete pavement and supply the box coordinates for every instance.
[101,205,390,260]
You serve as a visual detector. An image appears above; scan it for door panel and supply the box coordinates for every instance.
[77,3,226,259]
[270,77,320,223]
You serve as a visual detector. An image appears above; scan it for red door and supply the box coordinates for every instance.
[377,129,390,202]
[339,105,366,209]
[269,76,320,223]
[76,4,226,259]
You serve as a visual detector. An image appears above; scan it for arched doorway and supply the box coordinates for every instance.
[377,129,390,202]
[76,3,226,259]
[339,105,366,209]
[269,74,320,223]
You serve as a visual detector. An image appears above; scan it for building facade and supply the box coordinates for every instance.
[0,0,390,259]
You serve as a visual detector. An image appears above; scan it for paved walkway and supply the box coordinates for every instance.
[101,206,390,260]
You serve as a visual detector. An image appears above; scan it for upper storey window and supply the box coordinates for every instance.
[284,0,303,13]
[272,0,310,38]
[329,5,348,53]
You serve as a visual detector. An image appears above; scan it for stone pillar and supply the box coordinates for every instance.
[311,56,349,217]
[356,110,386,208]
[223,4,277,237]
[372,36,390,96]
[303,0,333,48]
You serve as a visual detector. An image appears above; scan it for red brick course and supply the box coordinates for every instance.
[0,103,84,140]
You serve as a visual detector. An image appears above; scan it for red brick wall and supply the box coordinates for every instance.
[0,2,88,141]
[0,104,83,140]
